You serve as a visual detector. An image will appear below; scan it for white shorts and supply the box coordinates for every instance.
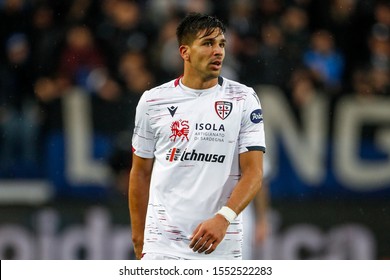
[141,253,188,260]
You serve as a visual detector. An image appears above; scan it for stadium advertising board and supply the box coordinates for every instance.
[0,201,388,260]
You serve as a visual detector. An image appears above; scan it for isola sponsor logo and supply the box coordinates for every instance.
[250,109,263,123]
[166,148,226,163]
[195,123,225,131]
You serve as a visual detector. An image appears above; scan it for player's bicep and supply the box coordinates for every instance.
[239,150,263,178]
[130,154,154,179]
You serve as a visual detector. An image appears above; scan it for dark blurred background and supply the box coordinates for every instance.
[0,0,389,260]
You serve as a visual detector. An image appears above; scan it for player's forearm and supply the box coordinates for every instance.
[225,150,263,216]
[128,170,150,246]
[226,169,262,216]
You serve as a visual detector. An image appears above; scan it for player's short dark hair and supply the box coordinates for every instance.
[176,13,226,46]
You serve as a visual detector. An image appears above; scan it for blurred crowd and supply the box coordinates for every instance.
[0,0,390,189]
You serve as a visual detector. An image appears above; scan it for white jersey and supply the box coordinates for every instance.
[132,76,266,259]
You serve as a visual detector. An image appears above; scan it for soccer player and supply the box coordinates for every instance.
[129,13,266,260]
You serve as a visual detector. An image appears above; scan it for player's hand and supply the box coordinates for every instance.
[189,214,229,254]
[132,238,144,260]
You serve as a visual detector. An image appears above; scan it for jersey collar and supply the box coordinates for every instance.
[174,76,224,87]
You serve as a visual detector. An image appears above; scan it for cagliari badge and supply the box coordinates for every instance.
[215,101,232,120]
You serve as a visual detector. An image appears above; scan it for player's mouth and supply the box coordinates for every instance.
[210,60,222,70]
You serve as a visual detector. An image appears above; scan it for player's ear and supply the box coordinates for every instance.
[179,45,190,61]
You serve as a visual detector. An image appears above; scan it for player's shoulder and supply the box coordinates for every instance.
[220,76,257,102]
[221,76,255,93]
[146,79,177,95]
[139,78,179,103]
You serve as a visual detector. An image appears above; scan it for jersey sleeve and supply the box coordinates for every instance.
[132,92,156,158]
[238,89,266,154]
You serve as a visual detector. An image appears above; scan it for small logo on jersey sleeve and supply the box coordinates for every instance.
[170,119,190,141]
[215,101,233,120]
[250,109,263,123]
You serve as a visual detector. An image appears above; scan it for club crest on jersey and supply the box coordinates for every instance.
[215,101,233,120]
[170,119,189,142]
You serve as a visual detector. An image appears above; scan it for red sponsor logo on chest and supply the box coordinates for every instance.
[170,119,190,142]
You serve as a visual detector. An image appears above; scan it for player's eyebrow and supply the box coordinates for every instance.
[200,36,226,44]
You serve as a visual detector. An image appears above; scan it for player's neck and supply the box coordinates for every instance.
[181,73,218,90]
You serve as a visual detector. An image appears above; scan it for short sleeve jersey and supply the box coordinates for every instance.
[132,76,266,259]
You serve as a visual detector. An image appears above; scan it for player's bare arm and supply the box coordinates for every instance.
[129,154,154,259]
[190,150,264,254]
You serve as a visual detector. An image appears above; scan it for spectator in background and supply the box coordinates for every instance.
[95,0,156,71]
[34,24,104,113]
[327,0,360,74]
[57,24,106,91]
[0,33,40,175]
[370,0,390,72]
[280,5,310,66]
[370,67,390,96]
[303,30,345,94]
[34,24,116,102]
[350,65,390,100]
[239,22,292,90]
[34,23,121,149]
[29,3,64,78]
[228,0,257,37]
[118,50,156,103]
[347,2,390,99]
[326,0,374,91]
[64,0,97,26]
[153,15,183,82]
[351,1,390,98]
[0,0,30,61]
[259,23,292,88]
[255,0,284,25]
[373,0,390,31]
[361,22,390,97]
[350,68,375,100]
[288,67,319,109]
[105,50,156,195]
[181,0,214,15]
[368,26,390,72]
[106,49,155,143]
[226,0,258,81]
[144,0,179,27]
